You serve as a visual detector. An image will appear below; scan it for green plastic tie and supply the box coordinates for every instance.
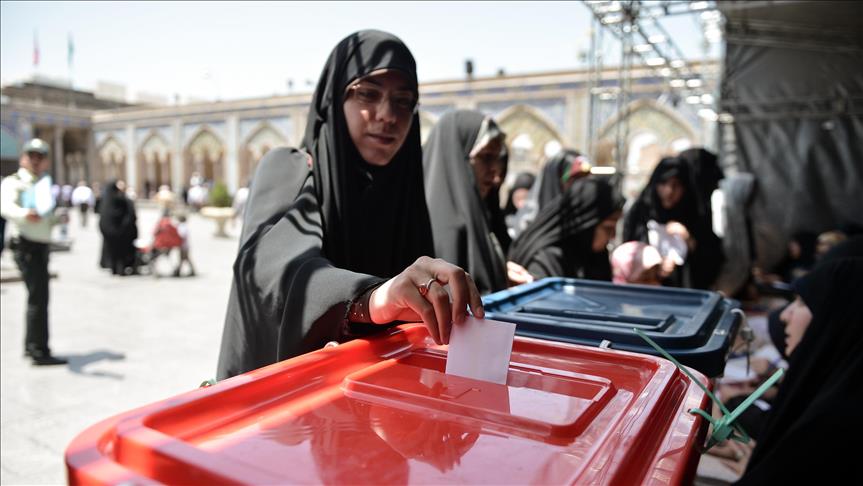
[633,328,784,450]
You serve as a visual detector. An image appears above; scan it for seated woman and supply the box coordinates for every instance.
[623,157,724,289]
[217,30,483,380]
[423,109,510,294]
[735,257,862,483]
[508,175,623,281]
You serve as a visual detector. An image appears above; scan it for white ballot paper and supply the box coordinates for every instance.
[445,316,516,385]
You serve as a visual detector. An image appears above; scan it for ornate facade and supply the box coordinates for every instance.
[2,63,716,199]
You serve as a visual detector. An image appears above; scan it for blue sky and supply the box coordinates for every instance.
[1,1,718,103]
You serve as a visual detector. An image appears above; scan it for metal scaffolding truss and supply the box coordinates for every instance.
[584,0,722,168]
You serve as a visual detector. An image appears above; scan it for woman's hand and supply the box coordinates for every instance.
[666,220,696,251]
[368,256,484,345]
[708,439,755,476]
[507,261,534,286]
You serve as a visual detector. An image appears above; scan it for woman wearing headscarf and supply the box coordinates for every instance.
[423,109,509,294]
[98,180,138,276]
[623,156,723,289]
[217,31,483,380]
[735,257,863,484]
[508,176,623,280]
[508,149,591,239]
[677,147,723,220]
[503,172,535,219]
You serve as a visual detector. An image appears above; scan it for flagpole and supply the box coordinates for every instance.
[33,29,39,75]
[68,33,74,88]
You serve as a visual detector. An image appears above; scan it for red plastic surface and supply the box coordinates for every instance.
[66,324,709,485]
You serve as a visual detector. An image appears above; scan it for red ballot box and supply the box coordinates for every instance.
[66,324,710,485]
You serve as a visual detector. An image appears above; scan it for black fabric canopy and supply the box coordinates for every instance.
[721,1,863,267]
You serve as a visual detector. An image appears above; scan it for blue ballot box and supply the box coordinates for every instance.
[482,278,743,377]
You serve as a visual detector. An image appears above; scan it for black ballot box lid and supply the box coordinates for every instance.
[482,278,743,377]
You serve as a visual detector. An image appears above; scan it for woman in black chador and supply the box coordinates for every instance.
[98,180,138,276]
[217,31,483,380]
[423,109,509,294]
[623,157,723,289]
[736,257,863,484]
[508,149,590,239]
[508,175,623,281]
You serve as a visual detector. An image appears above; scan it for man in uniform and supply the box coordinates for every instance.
[0,138,68,365]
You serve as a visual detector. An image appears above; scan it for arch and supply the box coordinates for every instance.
[240,122,287,186]
[138,130,172,196]
[184,126,225,185]
[496,104,565,174]
[597,98,697,152]
[597,99,698,199]
[97,136,127,184]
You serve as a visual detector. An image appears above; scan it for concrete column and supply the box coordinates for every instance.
[172,119,184,194]
[226,114,239,194]
[125,124,137,193]
[566,91,588,152]
[85,130,97,184]
[53,127,65,184]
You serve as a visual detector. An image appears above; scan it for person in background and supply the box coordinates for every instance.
[423,109,510,294]
[508,175,623,282]
[60,183,73,208]
[92,182,102,215]
[155,184,177,214]
[814,230,847,260]
[98,180,138,276]
[503,171,536,237]
[734,257,862,484]
[503,172,536,218]
[509,149,591,239]
[0,138,68,365]
[677,147,723,223]
[623,156,724,289]
[173,213,195,277]
[217,30,483,380]
[231,183,250,229]
[70,180,94,227]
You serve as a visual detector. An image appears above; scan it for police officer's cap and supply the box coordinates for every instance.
[23,138,49,155]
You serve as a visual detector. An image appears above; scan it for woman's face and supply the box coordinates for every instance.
[343,70,416,166]
[592,211,621,253]
[780,297,813,356]
[656,176,684,209]
[470,137,505,199]
[512,188,530,210]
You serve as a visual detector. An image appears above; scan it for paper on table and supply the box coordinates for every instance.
[445,316,516,385]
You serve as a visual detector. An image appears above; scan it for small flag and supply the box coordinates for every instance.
[33,31,39,67]
[67,33,74,69]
